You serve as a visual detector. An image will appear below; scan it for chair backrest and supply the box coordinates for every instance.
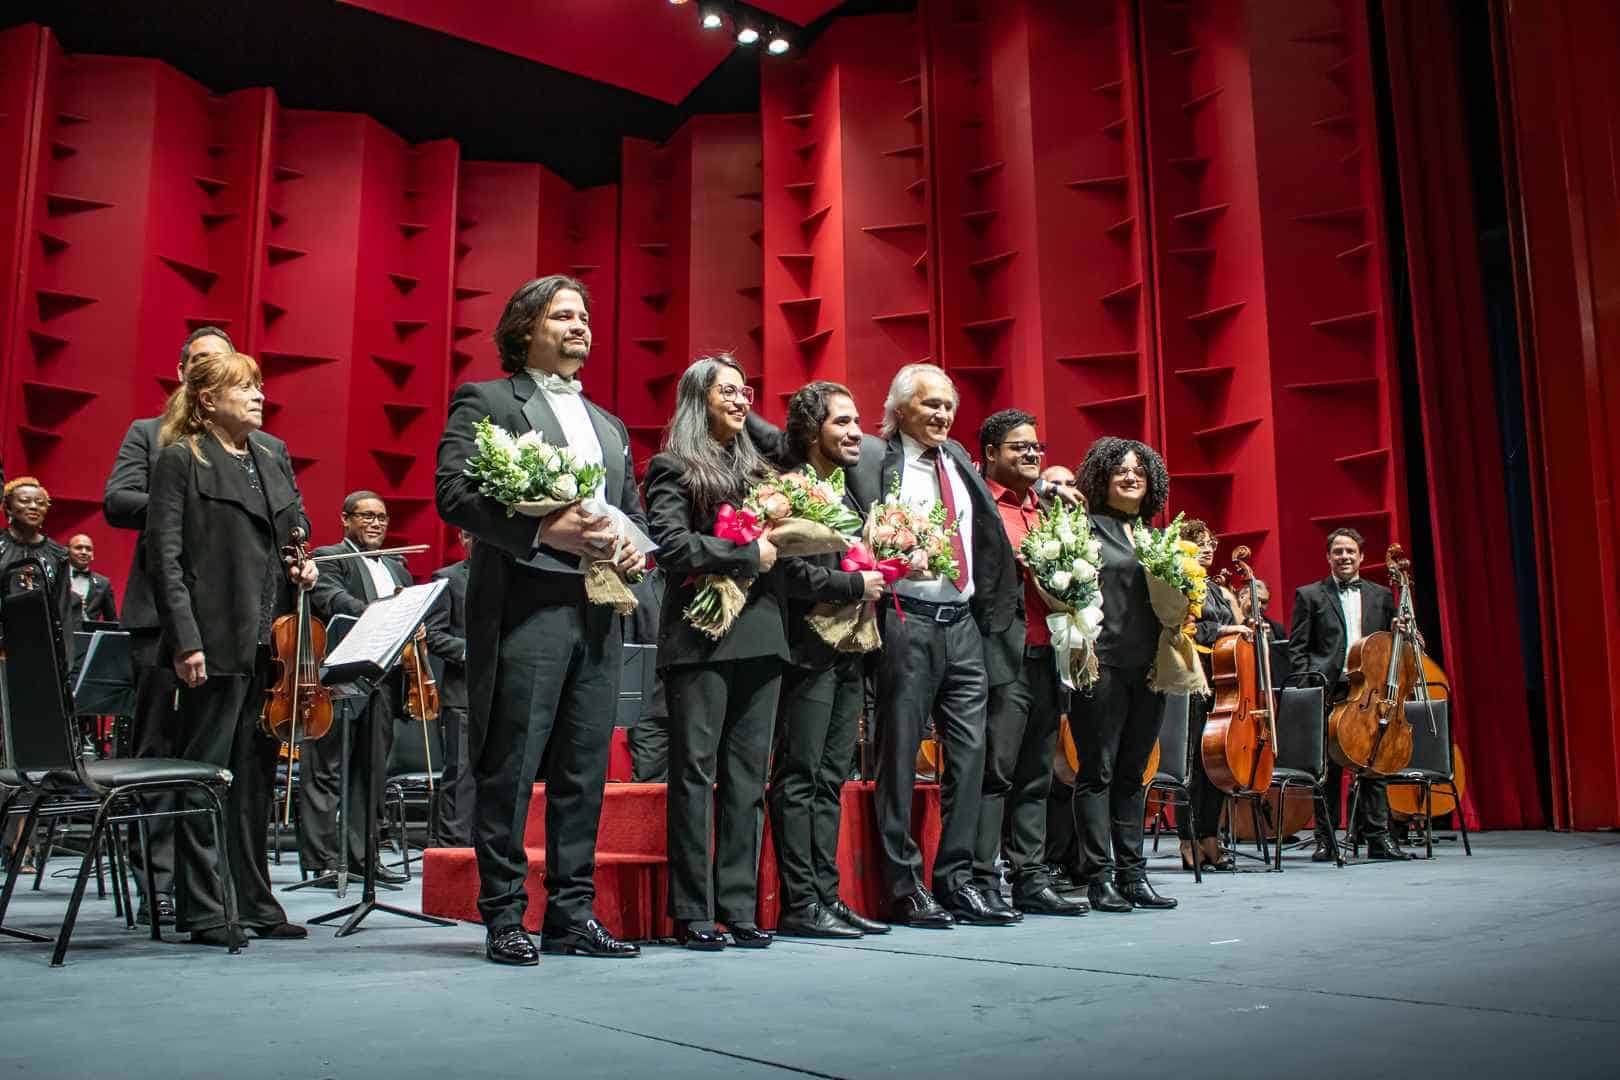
[1153,692,1192,786]
[1403,698,1452,777]
[1274,685,1326,778]
[1,560,81,778]
[73,630,136,718]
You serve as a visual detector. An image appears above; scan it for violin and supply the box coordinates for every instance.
[1327,544,1418,776]
[1202,546,1278,795]
[400,622,440,791]
[260,526,333,823]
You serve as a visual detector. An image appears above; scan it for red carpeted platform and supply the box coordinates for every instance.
[420,781,941,939]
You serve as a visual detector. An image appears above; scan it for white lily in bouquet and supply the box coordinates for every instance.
[1019,502,1105,690]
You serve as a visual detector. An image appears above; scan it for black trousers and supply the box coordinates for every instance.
[124,631,176,899]
[768,656,862,912]
[1070,663,1161,884]
[873,605,988,899]
[433,705,476,846]
[629,711,670,783]
[1045,776,1079,876]
[1318,687,1392,842]
[172,670,286,932]
[665,656,780,924]
[473,598,619,933]
[1177,691,1225,842]
[296,683,398,870]
[972,645,1060,895]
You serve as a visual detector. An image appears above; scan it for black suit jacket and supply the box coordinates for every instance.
[146,433,307,675]
[309,538,414,622]
[1288,576,1396,697]
[435,374,645,723]
[105,416,298,632]
[643,452,790,669]
[424,560,469,712]
[63,569,117,636]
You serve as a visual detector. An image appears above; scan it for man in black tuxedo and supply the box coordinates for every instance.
[424,530,475,846]
[298,491,416,883]
[101,326,301,925]
[435,275,646,965]
[1289,527,1413,861]
[63,534,117,636]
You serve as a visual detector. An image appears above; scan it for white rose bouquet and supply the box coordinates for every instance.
[1019,502,1105,690]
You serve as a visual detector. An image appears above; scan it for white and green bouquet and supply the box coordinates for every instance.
[1019,502,1105,690]
[1131,511,1209,694]
[464,416,638,613]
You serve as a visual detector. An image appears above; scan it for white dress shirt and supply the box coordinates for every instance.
[1339,578,1363,672]
[892,433,974,603]
[526,368,605,501]
[348,538,399,601]
[70,570,91,601]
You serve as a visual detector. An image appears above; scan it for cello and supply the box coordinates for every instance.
[1201,546,1277,796]
[1387,653,1469,820]
[1326,544,1418,776]
[260,526,334,824]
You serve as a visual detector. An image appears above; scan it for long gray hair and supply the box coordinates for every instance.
[662,355,773,519]
[880,362,958,438]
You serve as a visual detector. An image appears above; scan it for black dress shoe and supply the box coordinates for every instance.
[1119,879,1178,910]
[674,920,727,951]
[727,923,773,949]
[486,926,539,966]
[980,888,1024,921]
[1087,879,1133,913]
[137,895,177,927]
[826,899,889,935]
[1014,885,1089,916]
[1365,838,1415,861]
[189,925,249,948]
[777,903,863,939]
[1311,842,1336,863]
[252,921,308,939]
[541,918,640,957]
[891,887,955,929]
[946,885,1019,926]
[371,861,409,885]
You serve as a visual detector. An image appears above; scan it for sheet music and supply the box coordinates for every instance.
[320,579,447,675]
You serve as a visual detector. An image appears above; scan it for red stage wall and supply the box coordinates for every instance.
[0,8,1566,826]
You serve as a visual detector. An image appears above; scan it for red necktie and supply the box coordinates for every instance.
[931,450,971,586]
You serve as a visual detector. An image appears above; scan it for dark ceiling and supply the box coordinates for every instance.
[2,0,912,188]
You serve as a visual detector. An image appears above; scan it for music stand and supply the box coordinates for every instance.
[72,631,135,719]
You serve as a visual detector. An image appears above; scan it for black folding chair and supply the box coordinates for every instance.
[1144,692,1201,884]
[0,558,242,964]
[1383,698,1472,859]
[1261,679,1335,871]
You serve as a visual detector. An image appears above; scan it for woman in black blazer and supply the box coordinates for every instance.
[644,354,785,951]
[147,351,317,947]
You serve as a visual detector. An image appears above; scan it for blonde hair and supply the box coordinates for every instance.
[2,476,49,510]
[158,351,263,462]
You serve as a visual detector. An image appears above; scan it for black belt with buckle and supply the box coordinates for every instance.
[895,594,972,625]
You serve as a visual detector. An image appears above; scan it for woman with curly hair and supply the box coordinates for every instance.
[1070,437,1178,913]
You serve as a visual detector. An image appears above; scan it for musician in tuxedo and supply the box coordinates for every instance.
[752,381,887,940]
[645,355,788,951]
[147,351,313,945]
[1289,527,1412,861]
[1236,577,1290,691]
[297,491,415,883]
[103,326,289,925]
[424,530,475,846]
[63,535,117,637]
[435,275,645,965]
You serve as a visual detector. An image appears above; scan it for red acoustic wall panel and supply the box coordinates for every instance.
[565,184,619,409]
[615,136,678,461]
[0,26,47,431]
[451,161,541,387]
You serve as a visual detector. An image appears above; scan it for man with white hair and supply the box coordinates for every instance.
[753,363,1020,927]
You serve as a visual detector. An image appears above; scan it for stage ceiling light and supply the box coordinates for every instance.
[767,29,791,55]
[701,8,724,29]
[737,24,760,45]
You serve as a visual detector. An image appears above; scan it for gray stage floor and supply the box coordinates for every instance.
[2,831,1617,1079]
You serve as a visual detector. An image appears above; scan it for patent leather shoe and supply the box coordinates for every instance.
[777,903,863,939]
[1311,841,1336,863]
[1014,885,1089,916]
[542,918,640,957]
[1087,879,1133,913]
[1120,879,1178,910]
[251,921,308,939]
[1365,837,1415,861]
[946,885,1019,926]
[891,887,955,928]
[981,888,1024,921]
[826,899,889,935]
[371,861,409,885]
[486,926,539,966]
[728,923,773,948]
[674,920,727,951]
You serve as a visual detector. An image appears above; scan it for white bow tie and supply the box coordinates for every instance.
[530,369,582,395]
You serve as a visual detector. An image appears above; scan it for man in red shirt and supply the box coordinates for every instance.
[970,410,1089,917]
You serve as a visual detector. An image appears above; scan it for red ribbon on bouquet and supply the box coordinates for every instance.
[841,542,910,621]
[713,503,764,545]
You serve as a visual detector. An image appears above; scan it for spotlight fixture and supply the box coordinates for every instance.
[667,0,690,5]
[767,27,791,54]
[700,7,723,29]
[736,23,761,45]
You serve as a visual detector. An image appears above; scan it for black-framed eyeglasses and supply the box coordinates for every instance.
[999,441,1047,455]
[346,511,389,524]
[715,383,755,405]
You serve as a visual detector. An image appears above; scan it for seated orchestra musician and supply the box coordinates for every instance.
[62,534,117,638]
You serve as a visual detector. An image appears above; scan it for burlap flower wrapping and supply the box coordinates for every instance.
[512,499,639,614]
[1144,574,1208,695]
[686,575,751,640]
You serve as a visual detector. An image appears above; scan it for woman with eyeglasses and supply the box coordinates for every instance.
[643,355,786,951]
[0,477,71,622]
[1070,437,1178,914]
[1175,519,1248,873]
